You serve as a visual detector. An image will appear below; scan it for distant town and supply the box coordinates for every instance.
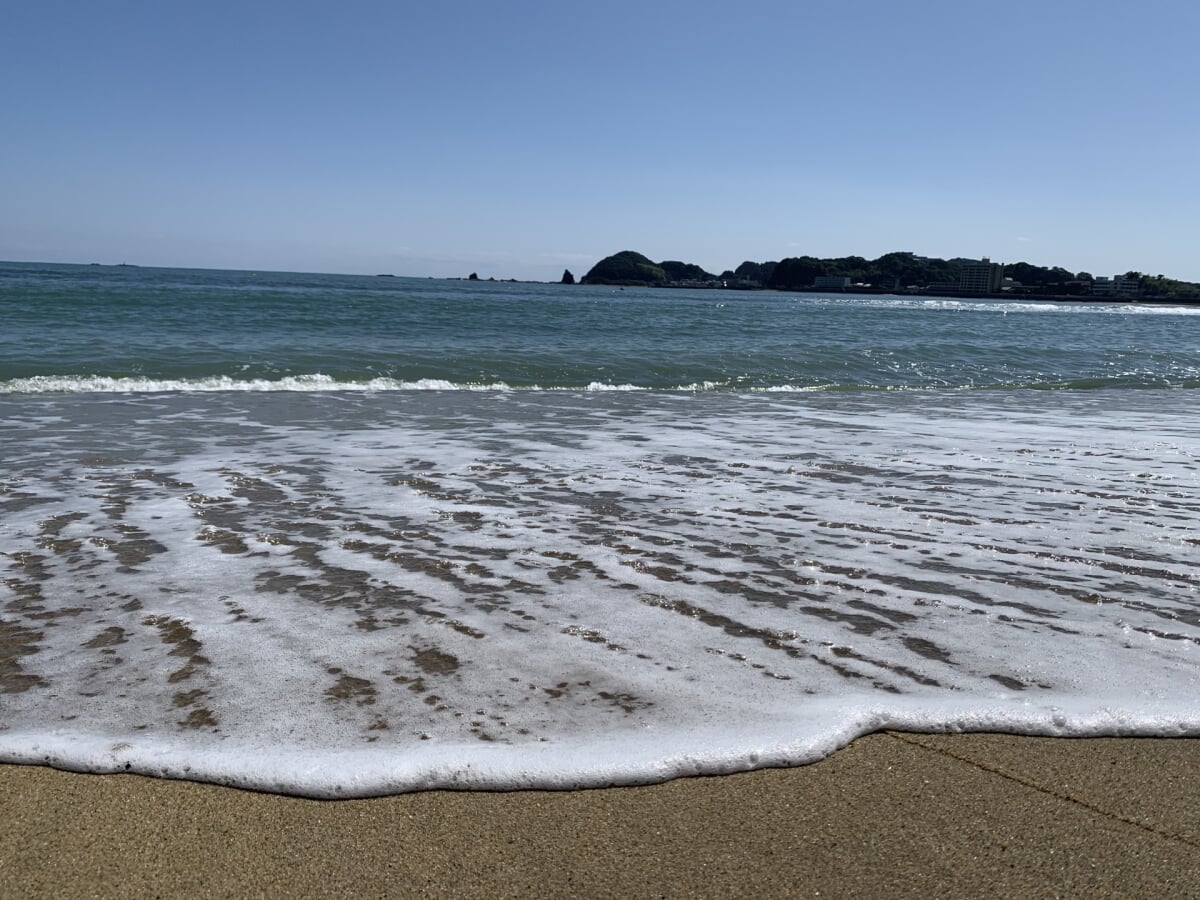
[566,250,1200,301]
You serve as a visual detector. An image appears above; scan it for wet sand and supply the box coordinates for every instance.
[2,732,1198,898]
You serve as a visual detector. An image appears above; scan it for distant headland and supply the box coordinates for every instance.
[575,250,1200,301]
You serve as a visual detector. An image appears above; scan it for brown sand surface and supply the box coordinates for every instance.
[2,731,1198,898]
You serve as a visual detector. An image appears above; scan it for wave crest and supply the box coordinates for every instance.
[3,374,1197,395]
[0,374,516,393]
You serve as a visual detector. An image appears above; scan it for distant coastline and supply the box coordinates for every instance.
[8,257,1198,303]
[573,249,1200,302]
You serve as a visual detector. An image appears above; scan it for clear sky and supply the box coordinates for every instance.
[3,0,1197,281]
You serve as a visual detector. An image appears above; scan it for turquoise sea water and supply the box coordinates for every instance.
[2,261,1199,796]
[4,261,1199,392]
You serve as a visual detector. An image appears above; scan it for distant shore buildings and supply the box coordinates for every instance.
[958,258,1005,293]
[578,250,1197,300]
[1090,274,1140,297]
[929,258,1006,294]
[813,275,851,290]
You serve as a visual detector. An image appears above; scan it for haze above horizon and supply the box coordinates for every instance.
[4,1,1197,283]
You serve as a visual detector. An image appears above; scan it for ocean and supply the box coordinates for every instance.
[2,261,1199,797]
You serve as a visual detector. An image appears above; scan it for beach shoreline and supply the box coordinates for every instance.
[3,732,1197,898]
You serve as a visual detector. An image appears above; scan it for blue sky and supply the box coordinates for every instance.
[3,0,1197,281]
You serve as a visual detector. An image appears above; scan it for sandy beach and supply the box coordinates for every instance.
[3,731,1198,898]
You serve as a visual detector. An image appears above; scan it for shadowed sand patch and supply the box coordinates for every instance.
[0,618,46,693]
[411,646,460,676]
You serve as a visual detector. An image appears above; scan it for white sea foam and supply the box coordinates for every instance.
[581,381,649,391]
[0,374,518,393]
[836,296,1200,315]
[0,376,701,394]
[1,389,1198,796]
[8,374,1191,396]
[5,699,1197,797]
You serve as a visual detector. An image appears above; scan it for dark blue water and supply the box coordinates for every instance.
[3,261,1198,391]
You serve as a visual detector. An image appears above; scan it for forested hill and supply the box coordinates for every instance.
[579,250,1200,299]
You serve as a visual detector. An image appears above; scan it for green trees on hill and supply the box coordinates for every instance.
[768,256,826,289]
[583,252,763,287]
[1140,274,1200,299]
[580,250,1200,297]
[767,252,961,290]
[581,251,669,286]
[659,260,715,282]
[869,252,959,290]
[1004,262,1075,286]
[733,260,777,284]
[581,250,966,290]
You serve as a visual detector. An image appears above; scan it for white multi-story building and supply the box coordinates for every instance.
[958,258,1004,293]
[813,275,851,289]
[1091,275,1139,297]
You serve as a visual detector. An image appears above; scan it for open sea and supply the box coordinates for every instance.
[2,260,1199,797]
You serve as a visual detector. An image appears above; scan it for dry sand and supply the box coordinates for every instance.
[2,731,1198,898]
